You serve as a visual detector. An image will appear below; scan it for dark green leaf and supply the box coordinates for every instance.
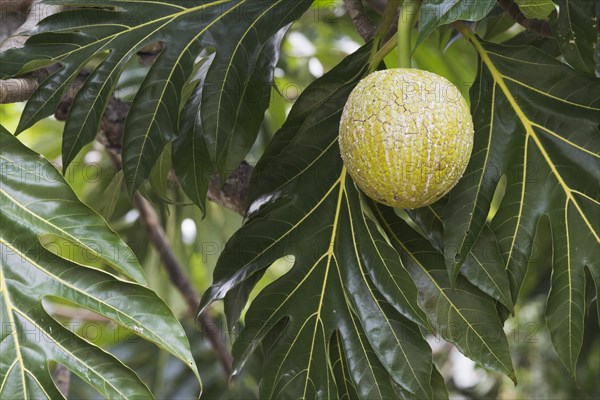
[0,128,200,399]
[445,29,600,375]
[417,0,496,45]
[0,0,312,197]
[514,0,556,20]
[200,47,436,399]
[173,54,213,214]
[373,204,516,382]
[407,206,514,311]
[551,0,597,75]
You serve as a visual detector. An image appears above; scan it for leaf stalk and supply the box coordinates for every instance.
[397,0,421,68]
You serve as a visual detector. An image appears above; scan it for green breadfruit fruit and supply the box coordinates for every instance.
[339,68,474,209]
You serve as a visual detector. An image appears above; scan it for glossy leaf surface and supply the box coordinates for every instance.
[200,47,440,399]
[417,0,496,45]
[198,42,521,397]
[0,128,200,399]
[0,0,312,197]
[444,29,600,375]
[550,0,597,76]
[374,204,515,382]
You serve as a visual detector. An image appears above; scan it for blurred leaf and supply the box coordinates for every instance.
[550,0,597,75]
[98,170,125,220]
[149,143,171,199]
[418,0,496,45]
[200,46,439,399]
[0,128,200,399]
[514,0,556,20]
[444,29,599,375]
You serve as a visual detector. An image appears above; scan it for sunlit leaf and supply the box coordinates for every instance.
[514,0,556,20]
[0,128,200,399]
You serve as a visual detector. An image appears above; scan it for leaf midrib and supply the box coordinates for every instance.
[301,167,347,399]
[0,258,27,398]
[460,27,600,245]
[128,0,249,191]
[0,162,136,279]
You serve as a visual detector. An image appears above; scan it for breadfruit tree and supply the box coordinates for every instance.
[0,0,598,398]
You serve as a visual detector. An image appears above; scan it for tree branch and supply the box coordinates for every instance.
[208,162,252,215]
[134,193,233,376]
[364,0,386,15]
[0,0,60,51]
[0,76,38,103]
[497,0,553,37]
[0,0,31,45]
[344,0,377,41]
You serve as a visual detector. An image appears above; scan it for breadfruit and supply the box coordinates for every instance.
[339,68,474,209]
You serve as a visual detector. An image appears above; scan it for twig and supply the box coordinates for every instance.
[344,0,377,41]
[134,193,233,376]
[496,0,553,37]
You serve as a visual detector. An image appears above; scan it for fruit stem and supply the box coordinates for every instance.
[374,0,402,46]
[368,34,398,72]
[397,0,421,68]
[368,0,402,72]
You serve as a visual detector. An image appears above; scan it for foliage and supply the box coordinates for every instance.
[0,0,598,398]
[0,127,199,398]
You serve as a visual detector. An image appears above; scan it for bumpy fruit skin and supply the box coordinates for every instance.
[339,68,474,209]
